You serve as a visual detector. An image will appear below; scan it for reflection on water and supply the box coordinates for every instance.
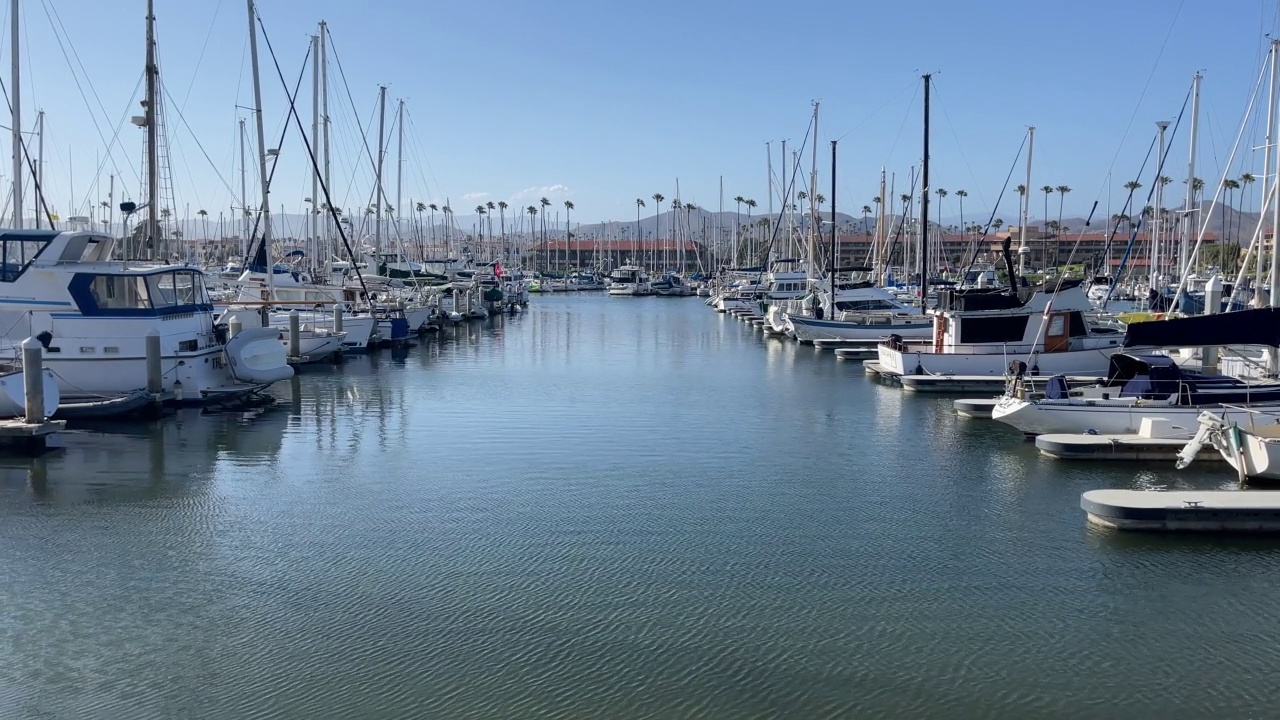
[0,295,1277,720]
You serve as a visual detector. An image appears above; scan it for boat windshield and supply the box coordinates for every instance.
[0,231,53,281]
[76,269,211,314]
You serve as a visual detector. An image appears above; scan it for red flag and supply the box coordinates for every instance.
[495,262,503,278]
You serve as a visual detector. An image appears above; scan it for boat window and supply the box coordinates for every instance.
[145,270,211,308]
[1046,315,1065,336]
[90,275,151,309]
[0,232,52,282]
[835,299,900,312]
[958,315,1030,344]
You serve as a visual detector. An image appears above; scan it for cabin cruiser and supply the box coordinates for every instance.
[875,278,1124,377]
[0,229,292,401]
[992,307,1280,437]
[608,266,651,296]
[786,284,931,343]
[651,272,693,297]
[569,271,607,291]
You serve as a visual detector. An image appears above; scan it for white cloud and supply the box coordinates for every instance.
[461,191,489,201]
[510,184,572,202]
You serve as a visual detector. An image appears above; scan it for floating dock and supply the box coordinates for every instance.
[953,398,998,418]
[1035,417,1207,461]
[813,338,881,351]
[1082,489,1280,531]
[899,375,1010,393]
[834,346,880,361]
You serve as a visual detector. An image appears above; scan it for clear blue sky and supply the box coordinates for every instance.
[11,0,1280,231]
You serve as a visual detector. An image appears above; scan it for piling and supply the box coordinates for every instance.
[21,337,43,424]
[228,316,242,339]
[1202,275,1223,374]
[288,310,301,359]
[145,329,163,394]
[334,304,344,334]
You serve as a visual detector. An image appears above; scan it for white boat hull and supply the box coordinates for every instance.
[789,315,932,343]
[876,344,1119,378]
[0,368,58,419]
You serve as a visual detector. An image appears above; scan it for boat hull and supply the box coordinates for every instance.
[789,315,932,343]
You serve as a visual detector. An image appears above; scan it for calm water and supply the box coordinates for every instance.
[2,295,1278,719]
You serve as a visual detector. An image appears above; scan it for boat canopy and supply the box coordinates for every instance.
[1122,307,1280,349]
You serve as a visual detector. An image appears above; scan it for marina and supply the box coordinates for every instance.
[7,0,1280,717]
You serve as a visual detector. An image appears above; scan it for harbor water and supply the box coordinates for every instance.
[2,295,1278,719]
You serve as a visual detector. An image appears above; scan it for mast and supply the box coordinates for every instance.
[1018,125,1034,277]
[765,141,772,257]
[780,139,787,263]
[1268,44,1280,309]
[310,32,320,262]
[1154,120,1169,294]
[877,168,887,285]
[9,0,19,229]
[829,140,837,292]
[34,109,42,228]
[374,85,386,252]
[238,118,247,260]
[920,75,931,308]
[145,0,160,257]
[1179,72,1201,279]
[246,0,273,296]
[396,98,404,262]
[809,101,819,277]
[319,21,331,252]
[1257,44,1278,307]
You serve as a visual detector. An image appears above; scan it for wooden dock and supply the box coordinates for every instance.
[1082,489,1280,531]
[0,418,66,454]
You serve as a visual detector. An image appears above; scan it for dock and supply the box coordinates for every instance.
[953,398,998,418]
[0,418,65,454]
[899,375,1010,393]
[1035,418,1205,461]
[1082,489,1280,531]
[813,338,881,351]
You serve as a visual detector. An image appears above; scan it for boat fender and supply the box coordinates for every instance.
[913,363,924,376]
[1085,429,1098,435]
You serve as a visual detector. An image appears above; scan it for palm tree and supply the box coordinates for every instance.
[497,201,509,257]
[427,203,439,248]
[563,200,574,270]
[1239,173,1254,247]
[634,198,645,265]
[861,205,872,236]
[733,195,745,245]
[1052,185,1070,267]
[993,218,1004,231]
[744,198,758,260]
[539,197,552,256]
[527,205,539,269]
[797,191,808,233]
[651,193,665,267]
[1223,178,1241,244]
[197,208,209,241]
[486,200,496,245]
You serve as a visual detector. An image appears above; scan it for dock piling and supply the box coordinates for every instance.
[228,316,242,339]
[145,329,163,394]
[288,310,301,359]
[21,337,43,424]
[334,304,344,334]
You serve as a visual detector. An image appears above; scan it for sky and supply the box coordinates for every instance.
[9,0,1280,233]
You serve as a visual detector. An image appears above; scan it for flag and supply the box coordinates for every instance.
[494,261,503,278]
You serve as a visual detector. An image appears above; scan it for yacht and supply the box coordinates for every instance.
[992,307,1280,436]
[875,279,1124,377]
[651,273,693,297]
[0,229,292,401]
[786,284,932,343]
[608,266,651,296]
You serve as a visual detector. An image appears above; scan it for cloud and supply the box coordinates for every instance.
[510,184,572,202]
[461,192,489,201]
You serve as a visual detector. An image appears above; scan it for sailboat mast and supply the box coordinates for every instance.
[1267,45,1280,308]
[145,0,160,258]
[238,118,247,259]
[374,85,386,252]
[246,0,273,296]
[10,0,20,229]
[920,75,932,308]
[319,21,331,251]
[310,32,320,262]
[396,98,404,262]
[810,102,819,277]
[1179,72,1201,279]
[1256,44,1277,307]
[1154,120,1169,293]
[33,109,41,229]
[829,140,837,289]
[877,169,887,285]
[1019,126,1034,277]
[765,141,772,257]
